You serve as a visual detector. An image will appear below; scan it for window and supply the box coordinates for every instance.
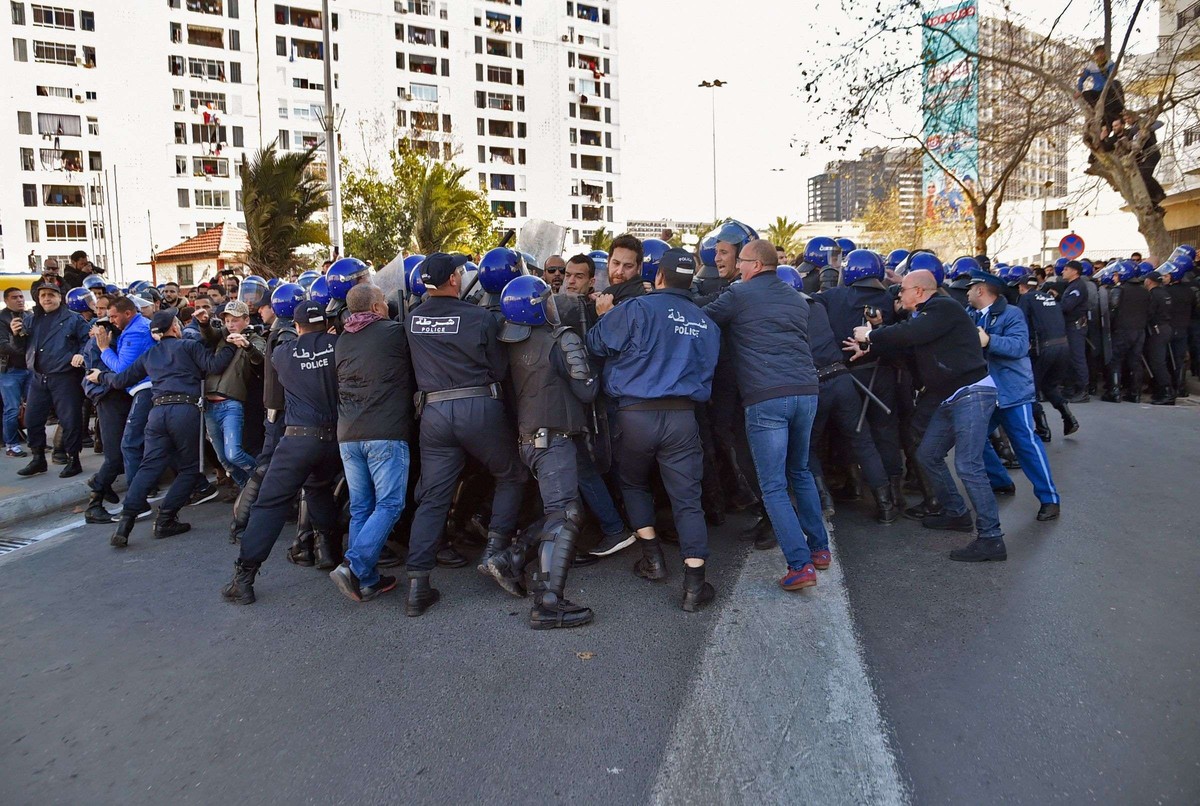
[517,122,526,138]
[88,150,101,170]
[410,54,436,74]
[32,4,74,29]
[45,220,86,241]
[1042,209,1069,230]
[442,113,452,133]
[81,45,94,66]
[12,37,27,60]
[186,25,223,48]
[79,9,92,30]
[23,184,38,206]
[178,188,190,208]
[291,38,321,59]
[43,184,83,206]
[231,125,243,147]
[87,116,98,135]
[191,123,225,143]
[413,111,438,130]
[192,156,229,177]
[278,129,289,149]
[188,57,225,80]
[236,190,242,211]
[174,122,187,144]
[229,62,241,82]
[276,35,286,56]
[37,112,81,136]
[194,189,230,208]
[175,156,187,175]
[186,0,224,14]
[408,25,434,45]
[176,263,195,284]
[25,220,39,242]
[12,2,25,25]
[33,39,74,64]
[410,82,438,102]
[491,200,515,217]
[190,90,227,112]
[228,29,239,50]
[292,130,322,149]
[20,147,34,170]
[228,0,238,19]
[278,99,288,118]
[85,90,96,100]
[490,173,514,191]
[487,65,512,84]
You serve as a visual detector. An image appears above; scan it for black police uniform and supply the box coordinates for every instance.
[818,280,905,486]
[805,293,894,521]
[489,318,598,628]
[946,278,971,307]
[1165,280,1194,395]
[405,295,528,580]
[1017,287,1076,433]
[1109,278,1149,400]
[16,302,91,465]
[1145,281,1175,401]
[1059,277,1090,396]
[235,330,342,574]
[103,334,236,541]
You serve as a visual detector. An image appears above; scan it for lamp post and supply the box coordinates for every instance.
[698,79,726,221]
[1040,179,1054,264]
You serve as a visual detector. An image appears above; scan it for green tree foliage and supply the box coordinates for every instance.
[239,144,329,278]
[763,216,804,257]
[588,226,611,250]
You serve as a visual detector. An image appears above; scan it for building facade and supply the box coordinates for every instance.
[0,0,622,279]
[806,147,922,225]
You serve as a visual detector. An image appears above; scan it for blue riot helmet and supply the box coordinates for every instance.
[521,252,541,274]
[237,275,269,309]
[949,255,982,280]
[500,275,554,326]
[835,237,857,256]
[803,236,839,269]
[307,275,332,306]
[478,247,526,293]
[1053,257,1069,276]
[1097,267,1118,287]
[403,254,426,276]
[296,270,321,292]
[907,251,944,285]
[65,287,96,313]
[1168,248,1195,274]
[776,265,804,290]
[270,282,306,319]
[641,238,671,283]
[325,257,370,300]
[1136,260,1156,278]
[267,277,282,291]
[407,266,427,297]
[82,274,106,291]
[709,219,758,249]
[885,249,909,272]
[1004,266,1032,286]
[1079,259,1094,277]
[842,249,885,285]
[127,280,150,296]
[699,236,718,268]
[1175,244,1197,261]
[104,283,120,296]
[1154,261,1177,279]
[1114,260,1138,282]
[141,286,163,306]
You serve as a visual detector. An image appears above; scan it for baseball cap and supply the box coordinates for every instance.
[150,308,179,335]
[658,248,697,284]
[294,300,328,324]
[221,300,251,319]
[419,252,470,289]
[36,281,63,297]
[966,270,1006,293]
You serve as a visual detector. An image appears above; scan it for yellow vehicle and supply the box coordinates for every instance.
[0,273,41,303]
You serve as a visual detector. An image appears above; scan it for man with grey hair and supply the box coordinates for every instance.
[328,283,415,603]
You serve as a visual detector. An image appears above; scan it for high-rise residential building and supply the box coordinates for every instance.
[806,147,922,224]
[0,0,622,277]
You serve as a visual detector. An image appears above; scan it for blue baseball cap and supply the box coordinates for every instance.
[294,300,328,324]
[966,270,1007,294]
[419,252,470,289]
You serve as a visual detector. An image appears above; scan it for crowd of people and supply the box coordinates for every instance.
[1,229,1197,630]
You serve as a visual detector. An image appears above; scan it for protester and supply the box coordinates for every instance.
[0,288,31,457]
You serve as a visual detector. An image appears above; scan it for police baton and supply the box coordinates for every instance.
[849,372,892,417]
[855,364,881,433]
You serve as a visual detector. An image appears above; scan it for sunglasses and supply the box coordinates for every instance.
[543,266,565,274]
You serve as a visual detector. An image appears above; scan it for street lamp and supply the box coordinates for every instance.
[698,79,727,221]
[1040,179,1054,264]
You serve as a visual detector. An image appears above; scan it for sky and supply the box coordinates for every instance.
[615,0,1160,229]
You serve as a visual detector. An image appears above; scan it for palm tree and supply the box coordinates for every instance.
[409,161,486,254]
[588,226,611,251]
[240,144,329,277]
[763,216,803,258]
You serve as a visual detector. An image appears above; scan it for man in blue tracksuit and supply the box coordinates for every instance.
[95,297,155,487]
[587,249,721,612]
[967,271,1061,522]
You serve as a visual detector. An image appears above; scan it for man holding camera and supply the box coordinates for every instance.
[199,300,265,488]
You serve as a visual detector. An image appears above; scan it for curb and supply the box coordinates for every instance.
[0,476,110,524]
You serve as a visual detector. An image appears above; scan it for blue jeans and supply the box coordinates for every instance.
[0,368,30,446]
[204,399,255,486]
[340,439,410,587]
[917,385,1003,540]
[983,403,1060,505]
[576,439,625,537]
[744,394,829,570]
[121,389,152,486]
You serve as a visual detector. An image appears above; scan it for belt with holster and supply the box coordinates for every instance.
[816,363,848,383]
[284,425,336,441]
[518,428,578,448]
[620,397,693,412]
[153,393,202,408]
[414,382,501,418]
[1041,336,1067,348]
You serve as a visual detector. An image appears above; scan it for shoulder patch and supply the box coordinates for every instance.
[410,314,460,335]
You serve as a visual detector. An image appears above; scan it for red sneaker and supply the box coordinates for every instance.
[780,564,817,591]
[811,549,831,570]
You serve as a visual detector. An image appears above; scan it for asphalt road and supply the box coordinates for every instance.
[1,399,1197,805]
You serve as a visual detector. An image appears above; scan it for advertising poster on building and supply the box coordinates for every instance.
[922,1,979,222]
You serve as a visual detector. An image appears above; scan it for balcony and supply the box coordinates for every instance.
[292,39,322,60]
[491,200,516,217]
[488,120,513,138]
[579,130,601,147]
[410,54,437,74]
[43,184,84,207]
[275,5,321,29]
[581,205,603,222]
[192,156,230,177]
[187,25,225,48]
[39,148,82,171]
[409,26,435,46]
[486,39,510,57]
[580,154,603,172]
[579,104,601,122]
[187,0,224,15]
[488,147,515,165]
[490,174,515,191]
[413,111,439,130]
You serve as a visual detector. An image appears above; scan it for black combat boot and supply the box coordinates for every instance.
[153,509,191,539]
[110,511,137,548]
[633,536,668,581]
[487,531,536,597]
[1150,385,1176,406]
[742,503,775,547]
[888,475,906,511]
[228,466,264,544]
[17,450,48,477]
[286,531,315,566]
[529,518,593,630]
[1032,405,1052,443]
[990,431,1020,469]
[221,559,260,605]
[84,489,117,524]
[1056,401,1080,435]
[58,453,82,478]
[1101,371,1121,402]
[813,475,836,519]
[404,572,440,617]
[313,530,338,570]
[680,564,716,612]
[476,530,511,576]
[872,485,898,524]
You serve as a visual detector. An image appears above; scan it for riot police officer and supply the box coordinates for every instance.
[1144,270,1175,404]
[222,301,343,604]
[799,236,842,294]
[1059,260,1091,402]
[945,256,980,307]
[90,309,242,546]
[1108,260,1150,402]
[1009,267,1079,436]
[1162,253,1195,397]
[403,252,528,616]
[324,258,372,332]
[487,275,598,629]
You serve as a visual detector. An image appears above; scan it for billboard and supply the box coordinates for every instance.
[922,1,979,222]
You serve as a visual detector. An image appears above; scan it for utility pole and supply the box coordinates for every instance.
[321,0,341,259]
[698,79,726,221]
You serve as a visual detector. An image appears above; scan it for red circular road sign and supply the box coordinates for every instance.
[1059,233,1085,259]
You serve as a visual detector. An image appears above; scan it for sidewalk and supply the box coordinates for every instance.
[0,450,116,524]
